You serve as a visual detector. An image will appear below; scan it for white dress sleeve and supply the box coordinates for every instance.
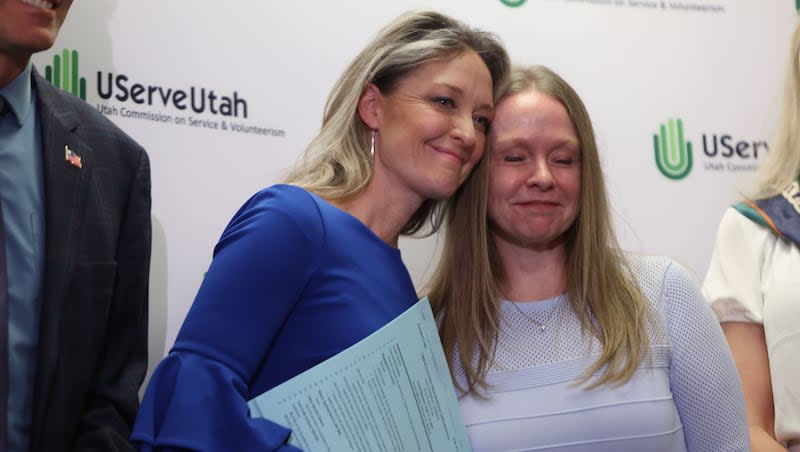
[702,207,774,323]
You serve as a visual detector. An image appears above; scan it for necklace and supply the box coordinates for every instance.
[506,295,564,333]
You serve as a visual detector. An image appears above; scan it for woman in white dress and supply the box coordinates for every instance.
[703,18,800,452]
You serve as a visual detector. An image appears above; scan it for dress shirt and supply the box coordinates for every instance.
[0,62,45,452]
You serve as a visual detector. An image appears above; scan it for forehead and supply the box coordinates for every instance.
[490,90,577,145]
[394,51,493,98]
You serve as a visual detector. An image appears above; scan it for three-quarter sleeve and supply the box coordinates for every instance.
[663,260,750,451]
[132,186,322,451]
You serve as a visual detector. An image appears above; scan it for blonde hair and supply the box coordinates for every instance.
[426,66,649,396]
[752,19,800,199]
[284,10,510,235]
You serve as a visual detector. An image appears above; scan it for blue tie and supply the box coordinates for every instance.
[0,194,8,452]
[0,94,9,451]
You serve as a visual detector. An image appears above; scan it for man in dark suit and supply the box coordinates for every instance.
[0,1,151,451]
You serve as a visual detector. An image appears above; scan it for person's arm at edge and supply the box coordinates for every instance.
[722,322,787,452]
[704,209,786,451]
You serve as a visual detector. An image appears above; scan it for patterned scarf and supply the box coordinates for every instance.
[733,176,800,248]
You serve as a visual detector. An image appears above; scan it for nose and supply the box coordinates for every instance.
[451,113,477,149]
[525,159,555,190]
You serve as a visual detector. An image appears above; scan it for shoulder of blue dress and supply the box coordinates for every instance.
[218,184,325,241]
[268,183,327,214]
[247,184,319,214]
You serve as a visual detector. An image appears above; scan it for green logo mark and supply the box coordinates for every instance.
[45,49,87,100]
[653,118,693,180]
[500,0,527,7]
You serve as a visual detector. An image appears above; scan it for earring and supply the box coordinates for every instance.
[370,130,376,157]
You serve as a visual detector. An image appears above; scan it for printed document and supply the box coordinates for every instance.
[248,297,470,452]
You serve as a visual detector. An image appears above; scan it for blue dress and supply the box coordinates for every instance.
[132,184,418,451]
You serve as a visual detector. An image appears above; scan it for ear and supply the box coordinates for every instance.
[357,83,381,130]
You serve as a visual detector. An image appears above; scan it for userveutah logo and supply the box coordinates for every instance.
[652,118,768,180]
[44,48,249,118]
[97,73,248,118]
[45,49,87,100]
[653,118,693,180]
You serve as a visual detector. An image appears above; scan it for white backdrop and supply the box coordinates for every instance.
[32,0,798,387]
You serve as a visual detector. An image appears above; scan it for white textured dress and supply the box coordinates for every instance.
[456,255,749,451]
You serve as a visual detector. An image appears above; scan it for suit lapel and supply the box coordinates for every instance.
[29,68,94,442]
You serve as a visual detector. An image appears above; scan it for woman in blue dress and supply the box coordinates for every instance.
[131,10,510,451]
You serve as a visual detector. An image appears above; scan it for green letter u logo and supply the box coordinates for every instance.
[500,0,527,7]
[653,118,693,180]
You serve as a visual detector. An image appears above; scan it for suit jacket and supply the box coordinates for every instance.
[27,68,151,452]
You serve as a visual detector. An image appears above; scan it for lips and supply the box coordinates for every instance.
[431,145,466,164]
[516,200,560,207]
[21,0,57,10]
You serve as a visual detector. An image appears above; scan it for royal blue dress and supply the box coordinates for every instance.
[132,184,417,451]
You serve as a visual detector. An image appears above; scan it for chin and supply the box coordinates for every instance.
[29,37,58,53]
[14,31,59,54]
[427,183,461,201]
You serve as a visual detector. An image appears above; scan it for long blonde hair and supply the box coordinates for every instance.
[752,19,800,199]
[426,66,649,396]
[284,10,510,235]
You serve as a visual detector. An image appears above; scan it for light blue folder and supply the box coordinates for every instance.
[248,297,471,452]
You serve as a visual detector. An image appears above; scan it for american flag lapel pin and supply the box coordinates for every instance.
[65,145,82,169]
